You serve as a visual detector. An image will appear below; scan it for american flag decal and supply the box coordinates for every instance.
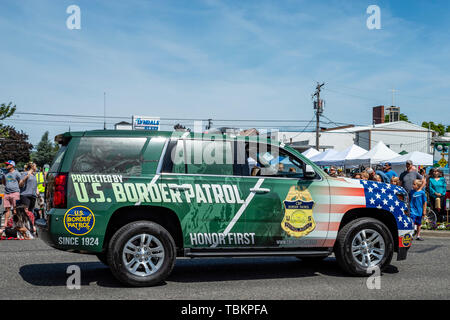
[359,180,413,232]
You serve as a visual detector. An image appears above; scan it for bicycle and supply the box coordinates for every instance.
[423,207,438,229]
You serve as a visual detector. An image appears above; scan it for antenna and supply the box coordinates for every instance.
[103,92,106,130]
[390,88,398,106]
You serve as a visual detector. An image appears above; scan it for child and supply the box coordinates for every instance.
[409,179,427,241]
[390,176,400,186]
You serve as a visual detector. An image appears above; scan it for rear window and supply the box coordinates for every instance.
[70,137,147,175]
[49,146,67,173]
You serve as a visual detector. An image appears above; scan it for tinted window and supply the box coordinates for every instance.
[245,143,306,178]
[166,139,234,175]
[49,146,67,172]
[71,137,147,175]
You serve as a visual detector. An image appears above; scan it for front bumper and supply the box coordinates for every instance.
[397,246,410,261]
[396,232,413,261]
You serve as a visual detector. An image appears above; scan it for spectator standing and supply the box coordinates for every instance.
[390,176,400,186]
[19,162,39,212]
[1,161,21,229]
[36,167,46,219]
[375,167,389,183]
[329,166,338,177]
[399,160,425,194]
[352,172,362,179]
[361,172,369,180]
[43,164,50,180]
[429,169,447,222]
[409,179,427,241]
[383,162,398,181]
[366,167,376,181]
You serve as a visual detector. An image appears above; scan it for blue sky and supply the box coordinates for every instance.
[1,0,450,146]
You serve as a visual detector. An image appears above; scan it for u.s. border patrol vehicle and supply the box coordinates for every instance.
[37,130,414,287]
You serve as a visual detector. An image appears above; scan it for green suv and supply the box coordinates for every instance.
[37,130,414,286]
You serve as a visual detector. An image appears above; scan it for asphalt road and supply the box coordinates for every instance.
[0,236,448,300]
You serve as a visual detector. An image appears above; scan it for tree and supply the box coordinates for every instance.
[32,131,59,167]
[422,121,447,136]
[384,113,410,123]
[0,102,16,137]
[0,125,33,166]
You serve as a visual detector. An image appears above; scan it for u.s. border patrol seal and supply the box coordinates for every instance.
[63,206,95,236]
[402,234,412,247]
[281,186,316,238]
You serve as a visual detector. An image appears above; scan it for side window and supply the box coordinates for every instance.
[245,143,306,178]
[71,137,147,175]
[164,139,234,175]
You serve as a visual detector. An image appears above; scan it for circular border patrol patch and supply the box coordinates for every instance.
[63,206,95,236]
[402,234,412,247]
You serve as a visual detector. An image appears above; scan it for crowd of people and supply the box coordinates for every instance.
[0,160,49,240]
[327,160,448,240]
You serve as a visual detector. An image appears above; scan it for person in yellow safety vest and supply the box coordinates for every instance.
[36,169,46,219]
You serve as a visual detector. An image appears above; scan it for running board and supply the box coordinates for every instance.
[184,248,331,258]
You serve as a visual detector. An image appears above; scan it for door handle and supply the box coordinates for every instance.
[250,187,271,194]
[169,184,190,191]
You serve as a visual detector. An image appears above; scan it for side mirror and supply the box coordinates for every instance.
[304,165,316,179]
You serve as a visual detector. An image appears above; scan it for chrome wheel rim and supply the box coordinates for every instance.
[351,229,385,268]
[122,234,165,277]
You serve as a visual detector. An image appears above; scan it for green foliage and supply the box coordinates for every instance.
[0,126,33,164]
[384,113,410,123]
[422,121,447,136]
[32,131,59,168]
[0,102,17,137]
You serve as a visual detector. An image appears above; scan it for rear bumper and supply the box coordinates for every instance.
[35,218,57,248]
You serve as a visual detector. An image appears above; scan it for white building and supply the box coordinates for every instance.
[270,131,354,152]
[271,121,435,154]
[327,121,435,154]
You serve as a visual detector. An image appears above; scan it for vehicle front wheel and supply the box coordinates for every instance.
[107,221,176,287]
[334,217,393,276]
[95,252,108,266]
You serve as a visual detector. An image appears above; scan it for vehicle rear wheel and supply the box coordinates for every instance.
[334,217,393,276]
[107,221,176,287]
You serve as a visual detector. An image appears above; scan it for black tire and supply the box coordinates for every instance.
[95,252,108,266]
[107,221,176,287]
[334,217,393,276]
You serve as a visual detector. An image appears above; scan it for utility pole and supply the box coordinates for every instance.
[313,82,325,150]
[206,119,212,130]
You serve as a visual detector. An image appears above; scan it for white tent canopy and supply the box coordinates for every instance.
[310,149,339,164]
[345,141,401,167]
[317,144,368,166]
[302,147,321,159]
[389,151,433,166]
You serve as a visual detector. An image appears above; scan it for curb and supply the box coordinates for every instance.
[420,230,450,238]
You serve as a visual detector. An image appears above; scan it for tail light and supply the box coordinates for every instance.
[53,173,68,208]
